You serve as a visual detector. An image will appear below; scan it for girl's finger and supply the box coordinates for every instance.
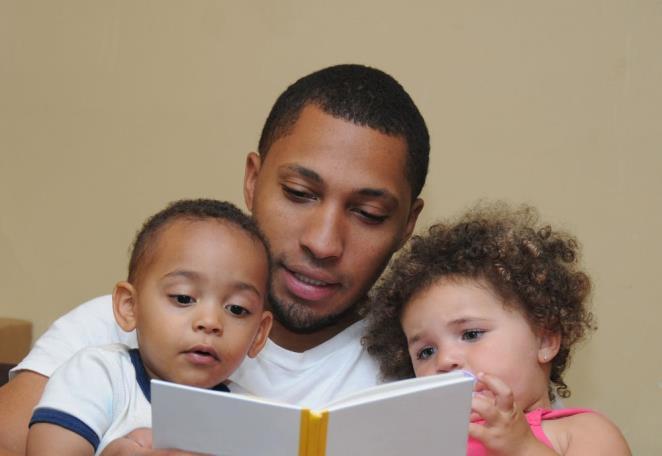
[476,372,515,412]
[471,393,500,424]
[468,422,487,442]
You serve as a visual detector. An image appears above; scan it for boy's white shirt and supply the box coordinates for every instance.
[33,344,152,455]
[14,295,381,409]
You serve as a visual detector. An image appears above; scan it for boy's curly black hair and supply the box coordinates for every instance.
[363,202,594,399]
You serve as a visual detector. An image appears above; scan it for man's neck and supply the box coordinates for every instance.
[268,312,362,352]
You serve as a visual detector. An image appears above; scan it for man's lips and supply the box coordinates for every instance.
[183,345,220,366]
[281,266,341,302]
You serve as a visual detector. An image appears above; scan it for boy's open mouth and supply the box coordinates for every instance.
[185,345,219,361]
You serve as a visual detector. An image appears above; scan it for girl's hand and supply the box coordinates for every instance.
[469,373,557,456]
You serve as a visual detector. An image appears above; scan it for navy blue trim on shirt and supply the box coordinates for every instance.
[30,407,100,451]
[128,349,230,403]
[129,348,152,402]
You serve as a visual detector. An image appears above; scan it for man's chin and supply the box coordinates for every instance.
[269,295,358,335]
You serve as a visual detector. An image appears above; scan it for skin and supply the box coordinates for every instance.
[26,219,273,456]
[244,104,423,351]
[401,277,631,455]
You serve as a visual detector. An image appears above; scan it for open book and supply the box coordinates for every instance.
[152,371,474,456]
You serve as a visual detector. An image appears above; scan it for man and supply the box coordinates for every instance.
[0,64,429,455]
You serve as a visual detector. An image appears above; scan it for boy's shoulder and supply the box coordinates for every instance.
[55,343,136,378]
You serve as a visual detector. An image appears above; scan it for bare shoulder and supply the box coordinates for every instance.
[544,411,631,456]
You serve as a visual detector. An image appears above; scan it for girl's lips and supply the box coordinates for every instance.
[282,267,340,302]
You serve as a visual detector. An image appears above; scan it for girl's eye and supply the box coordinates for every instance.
[461,329,485,341]
[416,346,436,360]
[169,295,196,305]
[226,304,249,316]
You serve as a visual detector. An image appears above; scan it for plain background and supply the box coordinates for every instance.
[1,1,660,453]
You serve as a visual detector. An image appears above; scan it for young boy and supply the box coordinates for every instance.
[26,199,273,455]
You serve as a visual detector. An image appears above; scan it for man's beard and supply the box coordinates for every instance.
[268,293,362,334]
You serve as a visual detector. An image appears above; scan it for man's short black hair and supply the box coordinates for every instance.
[258,64,430,199]
[128,199,270,284]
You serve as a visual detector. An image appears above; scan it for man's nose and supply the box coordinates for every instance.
[299,203,344,261]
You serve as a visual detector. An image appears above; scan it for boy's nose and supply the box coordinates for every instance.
[194,309,223,335]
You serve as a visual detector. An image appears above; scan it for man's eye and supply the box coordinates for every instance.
[461,329,485,341]
[416,346,436,360]
[225,304,249,316]
[355,209,388,224]
[282,185,316,201]
[169,295,195,305]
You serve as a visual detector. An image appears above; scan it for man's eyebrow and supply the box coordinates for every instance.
[356,188,398,205]
[281,164,399,205]
[282,164,322,183]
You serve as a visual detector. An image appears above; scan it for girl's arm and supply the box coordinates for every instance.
[561,413,631,456]
[469,372,559,456]
[27,423,93,456]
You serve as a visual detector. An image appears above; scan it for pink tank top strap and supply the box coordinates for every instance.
[467,408,594,455]
[528,408,594,449]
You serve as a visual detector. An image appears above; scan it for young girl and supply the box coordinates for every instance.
[364,203,630,455]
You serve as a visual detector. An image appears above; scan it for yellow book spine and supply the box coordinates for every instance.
[298,408,329,456]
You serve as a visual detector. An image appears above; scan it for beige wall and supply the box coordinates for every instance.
[1,1,660,452]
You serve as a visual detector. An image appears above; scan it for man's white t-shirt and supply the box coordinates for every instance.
[14,295,381,409]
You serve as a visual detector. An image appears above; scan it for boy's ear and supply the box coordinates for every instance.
[112,281,139,332]
[247,310,273,358]
[537,331,561,364]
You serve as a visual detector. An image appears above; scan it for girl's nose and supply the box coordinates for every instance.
[435,349,463,374]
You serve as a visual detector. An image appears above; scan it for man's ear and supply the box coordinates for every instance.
[397,197,424,250]
[112,281,139,332]
[247,311,273,358]
[537,331,561,364]
[243,152,262,213]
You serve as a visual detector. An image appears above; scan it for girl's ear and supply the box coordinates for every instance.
[247,310,273,358]
[538,331,561,363]
[113,281,139,332]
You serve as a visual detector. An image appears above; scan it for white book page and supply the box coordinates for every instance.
[325,374,474,456]
[325,370,474,410]
[151,380,302,456]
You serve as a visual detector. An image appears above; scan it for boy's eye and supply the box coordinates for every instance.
[416,346,436,360]
[461,329,485,341]
[169,295,196,305]
[225,304,249,316]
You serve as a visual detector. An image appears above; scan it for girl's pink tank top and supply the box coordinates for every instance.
[466,408,593,455]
